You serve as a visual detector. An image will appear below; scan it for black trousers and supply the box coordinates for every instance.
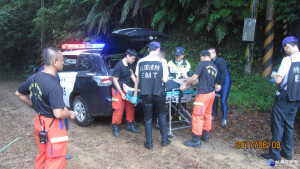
[142,95,168,145]
[270,91,299,159]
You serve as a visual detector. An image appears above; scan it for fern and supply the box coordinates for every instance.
[151,8,167,27]
[215,23,227,44]
[194,18,206,34]
[120,0,135,24]
[167,10,178,24]
[219,8,231,18]
[132,0,142,17]
[157,19,166,32]
[213,0,223,9]
[209,12,220,23]
[160,0,167,8]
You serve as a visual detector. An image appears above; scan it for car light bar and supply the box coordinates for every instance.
[61,43,105,50]
[61,43,87,49]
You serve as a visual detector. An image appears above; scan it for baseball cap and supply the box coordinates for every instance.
[149,41,161,48]
[174,47,184,56]
[281,36,298,52]
[200,50,211,57]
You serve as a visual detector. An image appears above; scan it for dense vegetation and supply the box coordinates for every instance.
[0,0,299,110]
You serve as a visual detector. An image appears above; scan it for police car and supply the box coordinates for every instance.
[58,28,168,126]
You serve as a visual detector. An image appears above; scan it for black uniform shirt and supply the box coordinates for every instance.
[18,72,65,117]
[194,61,217,94]
[112,60,133,90]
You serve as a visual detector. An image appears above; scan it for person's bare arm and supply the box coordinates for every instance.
[131,72,138,96]
[15,90,32,106]
[113,76,126,100]
[271,73,283,84]
[53,107,75,120]
[180,74,199,91]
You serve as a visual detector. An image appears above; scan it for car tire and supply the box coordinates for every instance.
[73,95,94,127]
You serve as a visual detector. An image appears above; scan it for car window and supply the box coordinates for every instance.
[62,55,77,72]
[106,54,124,69]
[78,54,93,71]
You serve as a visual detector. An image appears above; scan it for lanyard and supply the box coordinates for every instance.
[38,112,55,132]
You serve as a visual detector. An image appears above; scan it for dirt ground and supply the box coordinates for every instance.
[0,80,299,169]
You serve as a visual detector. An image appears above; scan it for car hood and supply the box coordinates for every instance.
[101,28,168,56]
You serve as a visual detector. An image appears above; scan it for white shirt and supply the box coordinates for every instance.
[277,51,300,89]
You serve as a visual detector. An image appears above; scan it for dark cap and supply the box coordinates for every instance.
[149,41,161,48]
[174,47,184,56]
[281,36,298,52]
[200,50,211,57]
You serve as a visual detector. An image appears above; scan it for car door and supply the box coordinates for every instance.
[58,55,78,107]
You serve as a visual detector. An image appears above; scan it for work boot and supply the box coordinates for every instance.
[261,153,281,161]
[221,119,227,127]
[143,103,153,150]
[281,151,292,160]
[126,120,140,133]
[112,123,119,137]
[184,134,201,148]
[201,130,209,142]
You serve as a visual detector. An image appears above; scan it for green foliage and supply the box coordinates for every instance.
[151,9,168,27]
[228,73,276,111]
[120,0,135,24]
[215,24,227,44]
[274,0,300,22]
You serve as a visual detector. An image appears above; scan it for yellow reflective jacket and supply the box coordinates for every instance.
[168,59,193,79]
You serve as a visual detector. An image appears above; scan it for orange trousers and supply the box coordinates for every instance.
[111,88,135,124]
[34,114,68,169]
[192,92,215,136]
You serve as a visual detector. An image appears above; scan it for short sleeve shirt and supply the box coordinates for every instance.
[135,54,168,96]
[277,52,300,90]
[112,60,133,90]
[18,72,65,117]
[194,61,217,94]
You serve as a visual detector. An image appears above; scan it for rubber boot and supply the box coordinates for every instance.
[143,103,153,150]
[112,123,119,137]
[201,130,209,142]
[157,110,171,146]
[221,119,227,127]
[184,134,201,148]
[126,120,140,133]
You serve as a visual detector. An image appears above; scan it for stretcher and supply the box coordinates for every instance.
[165,88,197,137]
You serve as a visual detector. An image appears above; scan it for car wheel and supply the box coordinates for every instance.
[73,95,94,127]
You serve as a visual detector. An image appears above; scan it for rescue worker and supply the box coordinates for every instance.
[135,41,171,149]
[168,47,193,121]
[168,47,193,79]
[180,50,217,147]
[111,48,140,137]
[15,47,76,168]
[208,47,231,127]
[38,64,71,160]
[261,36,300,161]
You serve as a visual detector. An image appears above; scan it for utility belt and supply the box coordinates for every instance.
[39,113,55,118]
[37,112,55,144]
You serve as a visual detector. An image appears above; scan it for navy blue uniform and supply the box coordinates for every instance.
[212,57,231,120]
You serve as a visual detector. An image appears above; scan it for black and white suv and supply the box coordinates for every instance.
[58,28,167,126]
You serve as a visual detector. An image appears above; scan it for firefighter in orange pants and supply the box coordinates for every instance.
[180,50,217,148]
[34,115,68,169]
[112,48,140,137]
[15,47,76,168]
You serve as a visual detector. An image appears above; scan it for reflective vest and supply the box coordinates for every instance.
[168,59,192,79]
